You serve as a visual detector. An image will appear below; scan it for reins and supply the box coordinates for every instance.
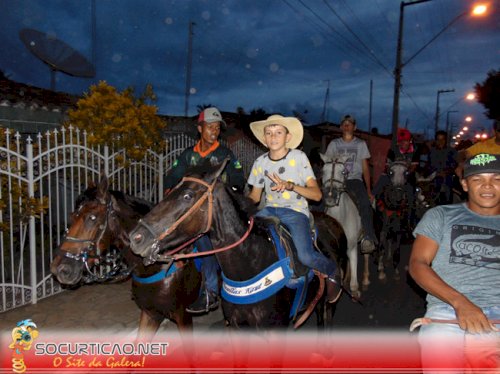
[410,317,500,332]
[156,217,254,262]
[138,173,253,264]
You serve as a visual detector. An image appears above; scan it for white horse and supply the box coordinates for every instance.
[320,153,369,298]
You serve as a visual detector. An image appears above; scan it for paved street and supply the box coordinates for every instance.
[0,238,425,334]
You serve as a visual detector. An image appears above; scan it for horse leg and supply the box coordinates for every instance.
[393,232,402,281]
[135,310,162,343]
[361,253,370,288]
[346,239,360,298]
[377,229,387,281]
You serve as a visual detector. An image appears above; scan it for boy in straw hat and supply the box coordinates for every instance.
[247,114,342,303]
[409,153,500,370]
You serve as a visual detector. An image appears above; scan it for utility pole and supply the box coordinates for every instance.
[368,79,373,134]
[434,88,455,136]
[321,80,330,123]
[184,21,195,118]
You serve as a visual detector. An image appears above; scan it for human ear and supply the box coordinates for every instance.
[460,178,468,192]
[286,132,292,144]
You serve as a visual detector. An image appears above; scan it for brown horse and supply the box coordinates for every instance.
[50,175,201,341]
[128,160,347,329]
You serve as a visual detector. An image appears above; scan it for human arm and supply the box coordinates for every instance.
[267,173,322,201]
[163,151,190,196]
[224,149,245,191]
[247,186,263,204]
[409,234,497,334]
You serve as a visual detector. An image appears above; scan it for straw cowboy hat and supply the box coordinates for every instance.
[249,114,304,149]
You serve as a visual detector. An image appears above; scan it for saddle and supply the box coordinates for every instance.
[257,216,313,278]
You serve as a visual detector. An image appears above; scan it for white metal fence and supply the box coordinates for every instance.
[0,127,262,313]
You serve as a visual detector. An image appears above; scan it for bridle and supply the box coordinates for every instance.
[384,161,409,210]
[58,198,130,283]
[323,159,349,207]
[135,175,253,265]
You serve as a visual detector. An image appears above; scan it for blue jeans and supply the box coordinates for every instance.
[256,207,337,277]
[195,235,219,294]
[346,179,376,242]
[419,304,500,373]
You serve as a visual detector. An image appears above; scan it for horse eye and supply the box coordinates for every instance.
[89,215,97,221]
[183,193,192,201]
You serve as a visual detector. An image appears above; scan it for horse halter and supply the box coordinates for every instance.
[323,159,349,207]
[136,176,216,257]
[384,161,409,209]
[60,199,112,261]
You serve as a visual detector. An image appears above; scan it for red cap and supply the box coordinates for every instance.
[397,128,412,142]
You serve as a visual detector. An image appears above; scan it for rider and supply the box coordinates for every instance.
[373,128,418,224]
[428,130,458,205]
[247,114,342,304]
[163,107,245,314]
[325,115,377,254]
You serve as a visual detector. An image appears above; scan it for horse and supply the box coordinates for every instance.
[128,160,348,330]
[50,174,201,341]
[374,161,410,281]
[319,153,369,298]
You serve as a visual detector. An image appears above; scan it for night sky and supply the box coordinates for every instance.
[1,0,499,138]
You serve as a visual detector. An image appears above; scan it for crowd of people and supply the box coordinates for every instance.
[163,107,499,370]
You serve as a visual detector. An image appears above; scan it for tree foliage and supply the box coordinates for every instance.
[474,69,500,121]
[66,81,166,161]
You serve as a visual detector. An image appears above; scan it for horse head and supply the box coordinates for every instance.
[320,153,351,207]
[129,159,229,265]
[50,174,116,285]
[383,160,409,209]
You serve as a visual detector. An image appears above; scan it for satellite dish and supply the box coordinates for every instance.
[19,28,95,91]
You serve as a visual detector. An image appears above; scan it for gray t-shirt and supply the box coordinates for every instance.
[325,137,370,181]
[247,149,316,218]
[413,203,500,309]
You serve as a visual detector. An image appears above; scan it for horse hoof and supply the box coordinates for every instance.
[378,273,386,281]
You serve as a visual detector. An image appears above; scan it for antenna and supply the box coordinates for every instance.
[19,28,95,91]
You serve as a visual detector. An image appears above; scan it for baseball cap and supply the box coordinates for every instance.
[198,107,226,128]
[463,153,500,178]
[397,128,412,142]
[340,114,356,126]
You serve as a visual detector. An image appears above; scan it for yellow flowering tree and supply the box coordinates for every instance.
[66,81,166,161]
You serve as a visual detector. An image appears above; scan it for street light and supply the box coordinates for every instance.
[435,89,455,135]
[390,2,488,146]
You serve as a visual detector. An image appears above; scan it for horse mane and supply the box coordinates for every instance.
[74,186,153,216]
[183,160,259,224]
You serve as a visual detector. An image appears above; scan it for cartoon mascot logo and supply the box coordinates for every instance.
[9,319,39,373]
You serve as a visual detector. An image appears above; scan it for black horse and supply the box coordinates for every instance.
[129,160,347,329]
[50,175,201,341]
[375,161,410,281]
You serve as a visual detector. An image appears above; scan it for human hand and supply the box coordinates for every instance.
[455,300,498,334]
[267,173,294,193]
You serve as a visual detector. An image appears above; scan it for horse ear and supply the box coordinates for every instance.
[97,174,109,203]
[319,153,329,163]
[88,180,96,189]
[208,157,230,183]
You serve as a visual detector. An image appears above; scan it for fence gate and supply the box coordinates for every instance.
[0,127,260,313]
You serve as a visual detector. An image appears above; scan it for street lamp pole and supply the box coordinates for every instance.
[390,2,486,146]
[391,0,431,147]
[445,110,458,138]
[434,89,455,136]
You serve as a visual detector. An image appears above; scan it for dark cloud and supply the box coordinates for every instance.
[0,0,498,137]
